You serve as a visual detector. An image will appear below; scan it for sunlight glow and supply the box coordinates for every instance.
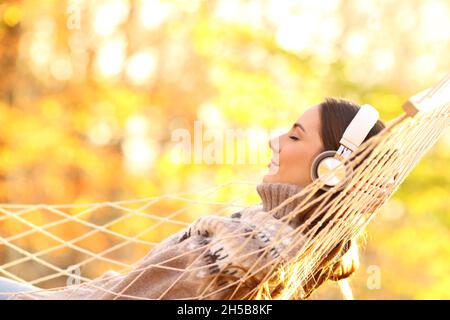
[126,49,158,86]
[198,102,224,128]
[88,120,115,146]
[122,138,157,174]
[139,0,173,29]
[93,0,130,36]
[95,35,127,78]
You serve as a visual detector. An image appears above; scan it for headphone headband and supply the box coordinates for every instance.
[339,104,379,153]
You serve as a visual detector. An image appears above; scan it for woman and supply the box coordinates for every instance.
[2,97,386,300]
[254,97,386,298]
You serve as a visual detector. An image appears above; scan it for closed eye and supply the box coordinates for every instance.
[289,136,300,141]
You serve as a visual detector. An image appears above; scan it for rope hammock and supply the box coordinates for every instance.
[0,74,449,300]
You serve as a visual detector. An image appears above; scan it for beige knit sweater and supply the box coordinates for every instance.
[11,182,309,300]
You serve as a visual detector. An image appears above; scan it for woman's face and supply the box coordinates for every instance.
[263,104,325,187]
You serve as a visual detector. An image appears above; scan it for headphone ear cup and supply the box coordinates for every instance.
[311,150,338,182]
[311,150,353,191]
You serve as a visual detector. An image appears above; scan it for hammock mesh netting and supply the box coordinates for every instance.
[0,74,449,300]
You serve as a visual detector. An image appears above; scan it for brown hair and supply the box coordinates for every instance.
[300,97,386,298]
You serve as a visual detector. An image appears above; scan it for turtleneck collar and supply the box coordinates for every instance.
[256,182,305,220]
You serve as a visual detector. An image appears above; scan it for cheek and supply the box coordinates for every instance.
[280,141,324,178]
[280,143,312,169]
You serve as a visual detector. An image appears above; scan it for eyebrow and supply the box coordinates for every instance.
[293,122,306,133]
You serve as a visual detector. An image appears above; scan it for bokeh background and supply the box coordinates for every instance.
[0,0,449,299]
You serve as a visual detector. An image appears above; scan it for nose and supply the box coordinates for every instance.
[269,136,281,153]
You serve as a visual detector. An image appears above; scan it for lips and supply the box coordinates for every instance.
[268,159,279,168]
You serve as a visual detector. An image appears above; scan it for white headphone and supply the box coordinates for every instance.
[310,104,380,191]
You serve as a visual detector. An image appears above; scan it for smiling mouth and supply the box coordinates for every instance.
[268,160,279,168]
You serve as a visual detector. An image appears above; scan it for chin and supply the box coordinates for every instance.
[262,174,277,183]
